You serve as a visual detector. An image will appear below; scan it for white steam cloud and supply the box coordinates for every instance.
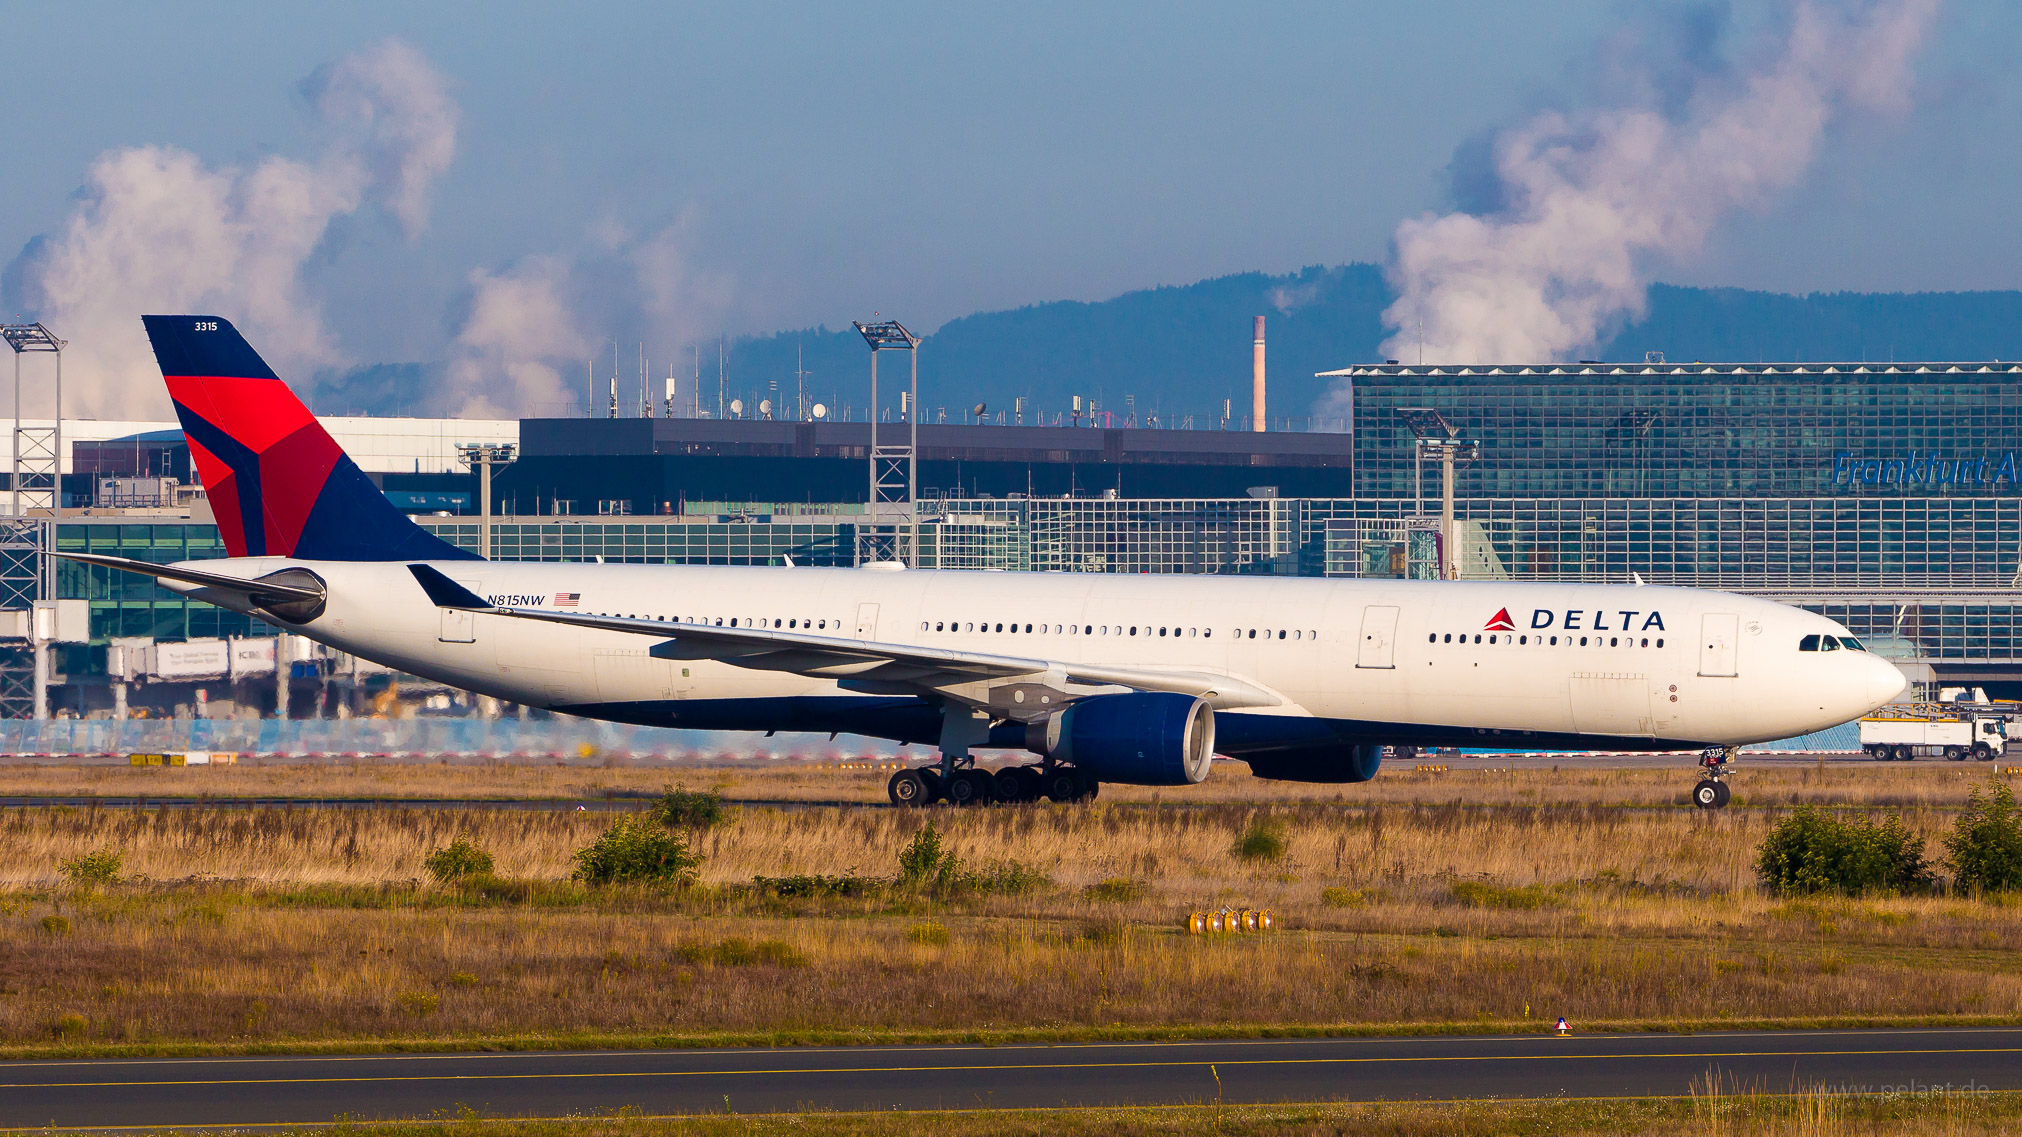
[1378,0,1940,366]
[444,210,728,418]
[445,259,587,419]
[17,38,456,418]
[301,38,460,239]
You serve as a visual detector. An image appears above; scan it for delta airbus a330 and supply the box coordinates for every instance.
[64,316,1907,809]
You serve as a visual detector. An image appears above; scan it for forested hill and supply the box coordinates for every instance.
[720,267,2022,428]
[320,267,2022,422]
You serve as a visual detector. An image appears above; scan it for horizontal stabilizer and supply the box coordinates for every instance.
[408,564,490,610]
[55,551,323,602]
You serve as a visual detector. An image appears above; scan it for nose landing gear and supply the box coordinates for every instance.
[1690,745,1735,809]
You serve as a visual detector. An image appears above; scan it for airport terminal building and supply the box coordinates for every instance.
[19,357,2022,715]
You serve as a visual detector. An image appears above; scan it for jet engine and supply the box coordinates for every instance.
[1025,692,1214,785]
[1244,744,1383,784]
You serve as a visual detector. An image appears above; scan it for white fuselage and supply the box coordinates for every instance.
[174,559,1905,752]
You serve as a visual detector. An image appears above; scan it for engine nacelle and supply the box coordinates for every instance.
[1245,745,1383,784]
[1026,692,1215,785]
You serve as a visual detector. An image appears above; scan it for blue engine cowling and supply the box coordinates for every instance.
[1026,692,1215,785]
[1244,745,1383,783]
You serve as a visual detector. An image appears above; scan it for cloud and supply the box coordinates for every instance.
[10,38,457,418]
[301,38,461,239]
[1375,0,1940,367]
[440,212,731,417]
[445,258,588,418]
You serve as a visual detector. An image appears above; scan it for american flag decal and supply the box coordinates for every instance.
[554,592,580,608]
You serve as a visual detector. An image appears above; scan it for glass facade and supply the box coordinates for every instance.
[1333,362,2022,499]
[51,491,2022,673]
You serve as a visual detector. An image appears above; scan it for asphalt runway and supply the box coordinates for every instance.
[3,1029,2017,1128]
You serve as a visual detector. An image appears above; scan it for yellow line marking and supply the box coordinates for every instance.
[4,1045,2019,1091]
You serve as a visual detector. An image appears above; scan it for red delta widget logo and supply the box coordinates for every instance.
[1488,607,1668,633]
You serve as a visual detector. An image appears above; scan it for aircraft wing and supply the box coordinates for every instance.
[408,564,1282,715]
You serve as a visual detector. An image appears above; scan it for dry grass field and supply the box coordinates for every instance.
[2,763,2019,1055]
[0,754,2008,809]
[122,1088,2022,1137]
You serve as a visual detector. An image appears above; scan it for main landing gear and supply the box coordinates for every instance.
[887,762,1098,807]
[1690,745,1736,809]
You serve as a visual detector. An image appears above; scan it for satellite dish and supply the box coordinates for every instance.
[811,403,828,420]
[729,398,744,417]
[759,399,773,418]
[973,403,988,418]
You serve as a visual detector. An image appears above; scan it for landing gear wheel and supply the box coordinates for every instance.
[1014,765,1045,801]
[1713,780,1731,807]
[1692,779,1724,809]
[1042,768,1079,803]
[1973,741,1995,761]
[888,769,930,807]
[945,769,994,806]
[919,767,946,802]
[1043,768,1094,803]
[993,766,1032,803]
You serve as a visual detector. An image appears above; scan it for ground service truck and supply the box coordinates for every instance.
[1860,709,2008,761]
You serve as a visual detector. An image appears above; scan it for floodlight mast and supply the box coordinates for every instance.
[1394,407,1479,580]
[3,323,63,527]
[456,442,518,559]
[854,320,920,566]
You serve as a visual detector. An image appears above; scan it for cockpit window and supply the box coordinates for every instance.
[1838,636,1865,651]
[1819,636,1840,652]
[1798,634,1820,651]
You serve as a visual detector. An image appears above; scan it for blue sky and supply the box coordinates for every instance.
[1,1,2015,412]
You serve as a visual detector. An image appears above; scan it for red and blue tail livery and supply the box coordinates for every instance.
[142,315,478,562]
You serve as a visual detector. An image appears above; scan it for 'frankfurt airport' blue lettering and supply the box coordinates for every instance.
[1832,452,2021,487]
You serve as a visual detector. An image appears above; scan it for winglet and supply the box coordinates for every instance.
[408,564,491,609]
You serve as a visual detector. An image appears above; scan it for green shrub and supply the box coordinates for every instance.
[1945,782,2022,894]
[40,914,70,936]
[907,922,950,945]
[1233,820,1287,862]
[655,784,726,829]
[423,837,494,884]
[1083,878,1141,902]
[1755,807,1933,896]
[897,822,960,891]
[964,859,1053,895]
[59,850,122,888]
[572,816,703,886]
[751,873,882,898]
[1449,880,1558,909]
[1321,887,1367,908]
[395,991,439,1017]
[674,938,805,968]
[897,822,949,882]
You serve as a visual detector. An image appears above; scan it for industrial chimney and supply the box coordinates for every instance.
[1251,315,1266,432]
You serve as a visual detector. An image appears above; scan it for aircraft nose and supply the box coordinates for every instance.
[1866,655,1909,709]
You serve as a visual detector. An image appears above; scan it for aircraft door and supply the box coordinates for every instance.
[1355,605,1400,669]
[1698,612,1740,677]
[854,603,880,640]
[438,580,482,643]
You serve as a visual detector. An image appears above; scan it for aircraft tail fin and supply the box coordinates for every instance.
[142,315,479,562]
